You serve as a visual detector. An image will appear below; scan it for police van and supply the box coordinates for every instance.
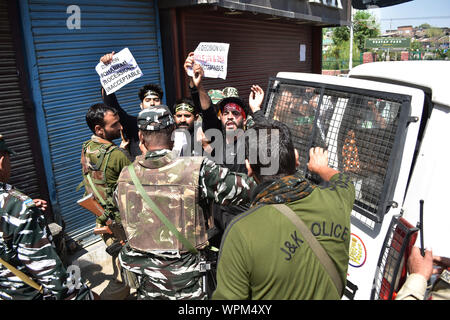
[262,61,450,300]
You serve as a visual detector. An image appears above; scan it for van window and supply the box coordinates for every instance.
[264,78,410,228]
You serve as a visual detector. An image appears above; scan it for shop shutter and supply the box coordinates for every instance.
[19,0,165,246]
[0,1,45,201]
[181,10,313,100]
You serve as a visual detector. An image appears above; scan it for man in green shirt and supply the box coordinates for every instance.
[213,121,355,300]
[80,103,131,299]
[81,103,131,241]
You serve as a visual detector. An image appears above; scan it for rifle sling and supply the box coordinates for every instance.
[127,164,198,254]
[271,203,343,295]
[0,258,44,294]
[86,174,107,207]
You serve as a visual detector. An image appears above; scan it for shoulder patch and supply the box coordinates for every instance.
[23,198,35,208]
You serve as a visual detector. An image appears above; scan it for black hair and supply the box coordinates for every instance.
[140,124,176,149]
[245,121,296,183]
[172,98,198,115]
[85,103,118,134]
[138,83,164,102]
[218,97,250,117]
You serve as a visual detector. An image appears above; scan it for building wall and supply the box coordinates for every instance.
[160,6,326,107]
[18,0,166,246]
[1,0,50,212]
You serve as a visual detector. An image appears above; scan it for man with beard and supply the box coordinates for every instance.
[184,54,269,247]
[79,103,131,299]
[184,53,269,246]
[115,106,257,300]
[171,98,204,156]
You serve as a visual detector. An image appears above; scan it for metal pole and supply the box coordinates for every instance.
[349,7,354,70]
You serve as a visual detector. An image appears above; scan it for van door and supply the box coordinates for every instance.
[263,72,425,299]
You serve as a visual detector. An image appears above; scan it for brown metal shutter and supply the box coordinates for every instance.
[180,9,312,99]
[0,1,47,201]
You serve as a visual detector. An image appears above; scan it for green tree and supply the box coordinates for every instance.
[325,10,380,69]
[353,11,380,52]
[330,10,380,50]
[418,23,431,29]
[332,26,350,45]
[426,27,443,38]
[411,39,422,51]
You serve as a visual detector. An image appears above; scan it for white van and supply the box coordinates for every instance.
[263,61,450,299]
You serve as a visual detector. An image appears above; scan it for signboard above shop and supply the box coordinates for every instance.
[365,37,411,49]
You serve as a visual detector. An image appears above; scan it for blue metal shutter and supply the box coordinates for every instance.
[19,0,165,246]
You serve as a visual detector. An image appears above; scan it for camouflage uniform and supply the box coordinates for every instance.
[79,135,130,299]
[79,135,130,248]
[115,106,256,300]
[0,183,93,300]
[0,135,92,300]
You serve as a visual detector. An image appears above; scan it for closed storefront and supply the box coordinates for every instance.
[159,0,350,105]
[1,1,49,207]
[18,0,166,246]
[181,9,315,100]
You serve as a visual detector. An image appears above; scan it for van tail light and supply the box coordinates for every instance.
[371,215,418,300]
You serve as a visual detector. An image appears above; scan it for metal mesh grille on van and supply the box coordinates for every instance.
[263,78,410,228]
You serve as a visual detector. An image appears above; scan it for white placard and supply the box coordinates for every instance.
[187,42,230,80]
[96,47,143,95]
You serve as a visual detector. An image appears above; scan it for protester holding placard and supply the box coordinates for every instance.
[183,52,270,247]
[99,51,164,161]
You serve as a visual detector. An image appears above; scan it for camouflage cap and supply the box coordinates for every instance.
[0,134,16,156]
[137,105,175,131]
[222,87,239,99]
[208,89,224,105]
[216,86,249,118]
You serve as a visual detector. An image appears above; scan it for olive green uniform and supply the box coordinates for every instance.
[80,135,131,225]
[213,172,355,300]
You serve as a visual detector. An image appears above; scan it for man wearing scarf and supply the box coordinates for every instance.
[184,53,269,247]
[213,121,355,300]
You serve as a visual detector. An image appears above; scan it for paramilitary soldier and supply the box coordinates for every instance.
[79,103,131,298]
[115,106,257,300]
[0,135,93,300]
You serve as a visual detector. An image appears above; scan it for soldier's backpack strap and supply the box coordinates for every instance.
[271,203,344,296]
[0,257,44,294]
[77,141,117,203]
[127,164,199,255]
[82,140,117,172]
